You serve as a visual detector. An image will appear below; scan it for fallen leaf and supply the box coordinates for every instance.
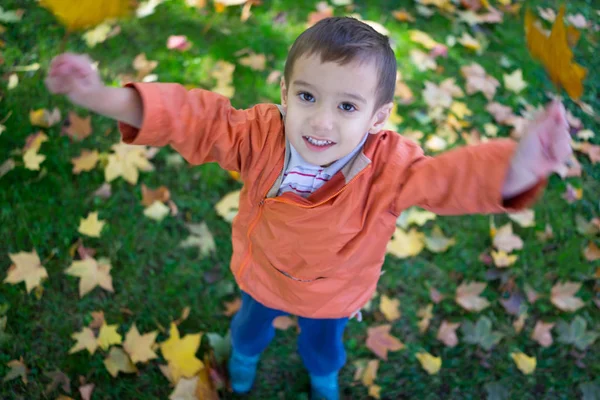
[123,323,158,363]
[0,159,16,178]
[429,287,444,304]
[69,327,98,354]
[410,49,437,72]
[513,312,527,333]
[223,297,241,317]
[551,282,585,312]
[461,63,500,100]
[415,352,441,375]
[23,132,49,152]
[424,225,456,253]
[457,32,481,51]
[577,129,594,141]
[491,250,518,267]
[78,212,106,237]
[4,250,48,293]
[379,295,401,321]
[273,316,296,330]
[71,150,99,174]
[455,281,490,312]
[386,227,425,258]
[422,81,452,110]
[104,347,137,377]
[510,351,536,374]
[3,357,28,383]
[392,9,415,22]
[143,200,170,221]
[63,111,92,140]
[7,73,18,89]
[44,369,71,394]
[562,183,583,203]
[89,310,105,329]
[169,375,198,400]
[97,322,122,350]
[141,184,170,206]
[500,291,525,315]
[179,222,216,258]
[215,190,240,223]
[23,148,45,170]
[30,108,61,128]
[484,123,498,137]
[368,384,381,399]
[65,257,114,297]
[524,284,540,304]
[93,183,112,199]
[167,35,192,51]
[354,359,379,386]
[105,142,154,185]
[133,53,158,80]
[160,323,204,382]
[82,23,113,47]
[503,69,528,93]
[366,325,404,360]
[493,223,523,252]
[556,316,598,350]
[409,30,440,49]
[397,207,437,229]
[536,223,554,242]
[584,242,600,261]
[436,320,460,347]
[508,209,535,227]
[461,316,503,350]
[417,304,433,333]
[531,321,555,347]
[238,53,266,71]
[486,102,516,125]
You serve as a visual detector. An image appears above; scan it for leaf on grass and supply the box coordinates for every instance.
[366,325,404,360]
[556,316,598,350]
[353,359,379,387]
[78,212,106,237]
[215,190,240,223]
[133,53,158,80]
[410,49,437,72]
[104,347,137,377]
[44,369,71,394]
[386,228,425,259]
[455,281,490,312]
[462,316,504,351]
[396,207,436,229]
[493,223,523,252]
[62,111,92,140]
[167,35,192,51]
[30,108,61,128]
[503,69,528,93]
[143,200,170,221]
[551,282,585,312]
[71,150,99,174]
[160,323,203,382]
[141,184,170,206]
[379,295,401,322]
[179,222,216,258]
[65,257,113,297]
[415,352,441,375]
[69,327,98,354]
[436,320,460,347]
[4,250,48,293]
[461,63,499,100]
[508,210,535,227]
[23,148,45,170]
[169,376,198,400]
[584,242,600,261]
[97,322,122,350]
[513,312,527,334]
[123,324,158,363]
[273,316,296,330]
[409,30,440,49]
[105,142,154,185]
[510,352,536,374]
[3,357,28,383]
[79,383,94,400]
[238,53,266,71]
[417,304,434,333]
[424,226,456,253]
[531,321,554,347]
[491,250,518,268]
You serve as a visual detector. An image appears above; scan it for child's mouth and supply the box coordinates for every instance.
[303,136,336,152]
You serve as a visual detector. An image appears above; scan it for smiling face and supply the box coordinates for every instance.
[281,54,393,167]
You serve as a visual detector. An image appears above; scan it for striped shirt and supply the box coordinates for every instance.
[277,133,369,197]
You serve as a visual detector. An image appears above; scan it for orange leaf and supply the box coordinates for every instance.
[366,325,404,360]
[63,111,92,140]
[525,6,587,99]
[141,184,170,206]
[584,242,600,261]
[436,320,460,347]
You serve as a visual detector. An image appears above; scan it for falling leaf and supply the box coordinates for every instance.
[123,324,158,363]
[415,352,441,375]
[65,257,113,297]
[584,242,600,261]
[424,226,456,253]
[63,111,92,140]
[143,200,170,221]
[3,357,28,383]
[44,369,71,394]
[160,323,204,382]
[503,69,528,93]
[366,325,404,360]
[4,250,48,293]
[551,282,585,312]
[40,0,131,31]
[436,320,460,347]
[78,212,106,237]
[379,295,401,321]
[386,227,425,258]
[169,376,198,400]
[23,149,45,170]
[223,298,241,316]
[238,53,266,71]
[531,321,555,347]
[30,108,61,128]
[273,316,296,330]
[104,347,137,377]
[455,281,490,312]
[461,63,500,100]
[69,327,98,354]
[167,35,192,51]
[491,250,518,268]
[510,352,536,374]
[97,322,122,350]
[71,150,99,174]
[417,304,433,333]
[525,6,587,99]
[493,223,523,253]
[105,142,154,185]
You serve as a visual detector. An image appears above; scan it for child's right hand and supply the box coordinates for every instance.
[45,53,104,108]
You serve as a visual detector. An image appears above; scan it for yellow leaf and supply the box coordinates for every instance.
[65,257,113,297]
[29,108,61,128]
[82,23,112,47]
[508,209,535,227]
[23,132,49,153]
[97,322,122,350]
[484,123,498,136]
[397,207,436,229]
[361,360,379,386]
[104,347,137,377]
[417,304,434,333]
[457,32,481,51]
[123,323,158,363]
[386,227,425,258]
[160,323,204,381]
[71,150,99,174]
[368,384,381,399]
[78,211,106,237]
[525,6,587,99]
[379,295,401,321]
[415,352,441,375]
[450,101,472,119]
[491,250,518,267]
[4,250,48,293]
[104,142,154,185]
[424,226,456,253]
[40,0,131,31]
[510,351,536,374]
[215,190,240,223]
[69,327,98,354]
[409,30,440,49]
[23,148,45,170]
[143,200,170,221]
[503,69,528,93]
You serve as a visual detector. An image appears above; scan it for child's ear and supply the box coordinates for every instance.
[368,102,394,134]
[280,77,288,110]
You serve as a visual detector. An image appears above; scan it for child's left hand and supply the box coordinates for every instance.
[502,100,572,199]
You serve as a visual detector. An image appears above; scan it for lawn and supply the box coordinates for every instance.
[1,0,599,399]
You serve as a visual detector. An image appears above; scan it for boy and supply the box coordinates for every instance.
[46,17,571,400]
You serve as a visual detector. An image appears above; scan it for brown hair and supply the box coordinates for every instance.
[284,17,397,111]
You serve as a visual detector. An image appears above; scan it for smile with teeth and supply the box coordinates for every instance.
[304,136,335,146]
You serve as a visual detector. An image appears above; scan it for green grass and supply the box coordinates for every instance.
[1,0,599,399]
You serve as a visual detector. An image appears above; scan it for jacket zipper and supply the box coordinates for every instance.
[235,164,372,286]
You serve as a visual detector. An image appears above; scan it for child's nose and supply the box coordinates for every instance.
[310,107,334,133]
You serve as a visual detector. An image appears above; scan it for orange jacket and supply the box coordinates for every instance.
[120,83,544,319]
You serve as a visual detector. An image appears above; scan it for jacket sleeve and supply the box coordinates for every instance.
[392,138,546,216]
[117,82,283,173]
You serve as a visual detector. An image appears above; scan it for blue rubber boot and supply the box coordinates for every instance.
[310,371,339,400]
[228,348,260,393]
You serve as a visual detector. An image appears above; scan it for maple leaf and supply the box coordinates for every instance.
[123,323,158,363]
[436,320,460,347]
[97,322,122,350]
[65,257,113,297]
[450,101,472,119]
[143,200,170,221]
[78,212,106,237]
[62,111,92,140]
[133,53,158,81]
[508,209,535,228]
[169,376,198,400]
[491,250,518,268]
[141,184,170,206]
[424,226,456,253]
[368,385,381,399]
[160,323,204,381]
[89,310,105,329]
[493,223,523,253]
[30,108,61,128]
[461,63,499,100]
[396,207,436,229]
[105,142,154,185]
[44,369,71,394]
[551,282,585,312]
[462,316,503,350]
[486,102,516,125]
[69,327,98,354]
[353,359,379,387]
[510,351,536,374]
[415,352,441,375]
[457,32,481,51]
[531,321,555,347]
[179,222,216,258]
[104,347,137,377]
[513,312,527,333]
[386,227,425,259]
[3,357,28,384]
[366,324,404,360]
[409,30,440,49]
[455,281,490,312]
[23,148,45,170]
[215,190,240,223]
[79,383,95,400]
[4,250,48,293]
[40,0,131,31]
[422,81,452,110]
[417,304,433,333]
[503,69,528,93]
[71,150,99,174]
[273,316,296,330]
[379,295,401,321]
[525,6,587,99]
[584,242,600,261]
[238,52,266,71]
[429,287,444,304]
[556,316,598,350]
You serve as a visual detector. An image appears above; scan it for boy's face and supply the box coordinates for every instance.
[281,54,392,167]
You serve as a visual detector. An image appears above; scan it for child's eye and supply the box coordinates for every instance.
[339,103,356,112]
[298,92,315,102]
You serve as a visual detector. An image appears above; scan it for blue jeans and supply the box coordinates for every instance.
[230,291,349,376]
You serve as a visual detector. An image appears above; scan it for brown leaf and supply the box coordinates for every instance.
[513,313,527,333]
[436,320,460,347]
[455,281,490,312]
[71,150,99,174]
[273,316,296,330]
[366,325,404,360]
[551,282,585,312]
[531,321,555,347]
[3,357,28,384]
[89,311,105,329]
[63,111,92,140]
[584,242,600,261]
[429,287,445,304]
[93,183,112,199]
[223,298,241,317]
[79,383,94,400]
[141,184,171,206]
[44,369,71,394]
[524,284,540,304]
